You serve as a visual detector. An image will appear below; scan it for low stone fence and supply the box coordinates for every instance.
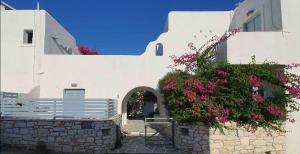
[174,122,285,154]
[0,115,122,154]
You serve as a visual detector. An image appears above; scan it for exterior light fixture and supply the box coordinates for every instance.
[71,83,78,87]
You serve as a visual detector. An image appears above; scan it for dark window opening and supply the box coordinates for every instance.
[156,43,163,56]
[23,30,33,44]
[102,128,111,136]
[243,14,261,32]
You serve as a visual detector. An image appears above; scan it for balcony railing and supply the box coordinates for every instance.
[0,98,117,120]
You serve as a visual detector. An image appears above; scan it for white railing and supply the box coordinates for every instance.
[0,98,117,120]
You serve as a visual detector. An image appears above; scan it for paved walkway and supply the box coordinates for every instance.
[109,119,180,154]
[122,119,157,134]
[109,134,179,154]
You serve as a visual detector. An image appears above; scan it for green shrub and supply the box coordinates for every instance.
[158,29,300,132]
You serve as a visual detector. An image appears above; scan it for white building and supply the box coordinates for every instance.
[1,0,300,153]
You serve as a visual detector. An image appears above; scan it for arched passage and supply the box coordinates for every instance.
[121,86,167,125]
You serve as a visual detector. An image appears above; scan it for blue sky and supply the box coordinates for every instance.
[3,0,242,55]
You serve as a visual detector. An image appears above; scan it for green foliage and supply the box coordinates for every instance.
[158,32,300,132]
[127,91,145,118]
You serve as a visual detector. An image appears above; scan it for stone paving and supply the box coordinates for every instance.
[109,119,180,154]
[109,134,179,154]
[122,119,157,134]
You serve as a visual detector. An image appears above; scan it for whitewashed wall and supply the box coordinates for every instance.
[1,10,79,98]
[230,0,282,31]
[0,10,43,97]
[44,12,78,55]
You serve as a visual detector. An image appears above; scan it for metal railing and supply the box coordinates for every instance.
[144,118,175,147]
[0,98,117,120]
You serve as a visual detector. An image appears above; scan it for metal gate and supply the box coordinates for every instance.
[144,118,174,147]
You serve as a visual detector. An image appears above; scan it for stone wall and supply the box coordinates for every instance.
[0,115,122,153]
[174,122,285,154]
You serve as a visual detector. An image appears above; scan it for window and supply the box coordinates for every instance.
[244,15,261,32]
[23,30,33,44]
[155,43,163,56]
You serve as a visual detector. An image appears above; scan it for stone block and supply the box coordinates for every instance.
[78,138,85,143]
[68,130,77,135]
[15,122,27,128]
[212,142,223,148]
[211,149,220,154]
[210,135,226,140]
[86,137,94,143]
[240,137,249,146]
[62,145,73,153]
[38,121,53,126]
[252,139,265,146]
[20,128,29,134]
[274,136,285,144]
[23,134,32,140]
[27,122,35,127]
[48,137,55,142]
[53,127,65,132]
[77,130,84,135]
[38,129,49,135]
[223,140,235,146]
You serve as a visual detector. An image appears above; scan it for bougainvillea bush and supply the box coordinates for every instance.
[159,29,300,132]
[78,46,99,55]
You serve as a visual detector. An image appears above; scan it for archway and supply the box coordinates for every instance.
[121,86,167,126]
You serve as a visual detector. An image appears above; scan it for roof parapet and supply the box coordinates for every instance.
[1,1,15,10]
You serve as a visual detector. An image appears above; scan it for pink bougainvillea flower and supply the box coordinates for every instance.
[278,73,288,85]
[185,78,194,87]
[250,113,264,122]
[288,86,300,99]
[222,108,230,116]
[78,46,99,55]
[193,104,200,110]
[207,104,215,112]
[267,105,286,117]
[215,70,228,77]
[198,95,208,100]
[163,79,176,91]
[287,63,300,70]
[217,79,228,84]
[253,94,264,104]
[194,79,202,90]
[206,81,217,91]
[248,75,263,87]
[184,88,196,101]
[218,108,230,123]
[199,87,208,94]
